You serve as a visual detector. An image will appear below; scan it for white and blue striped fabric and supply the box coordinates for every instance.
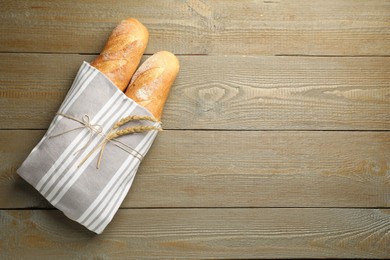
[17,62,160,234]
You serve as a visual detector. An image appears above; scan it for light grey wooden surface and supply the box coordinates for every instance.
[1,0,389,55]
[1,209,389,258]
[0,0,389,259]
[1,130,389,209]
[1,54,389,130]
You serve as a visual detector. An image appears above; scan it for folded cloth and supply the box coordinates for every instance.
[17,61,160,234]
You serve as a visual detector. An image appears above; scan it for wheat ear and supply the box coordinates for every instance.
[108,126,162,140]
[113,115,159,129]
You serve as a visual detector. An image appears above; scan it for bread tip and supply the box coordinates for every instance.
[156,51,180,70]
[119,18,148,36]
[122,17,141,24]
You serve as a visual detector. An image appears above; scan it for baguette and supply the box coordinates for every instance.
[90,18,148,91]
[125,51,180,120]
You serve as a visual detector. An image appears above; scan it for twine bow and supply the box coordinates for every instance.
[49,113,103,155]
[50,112,161,169]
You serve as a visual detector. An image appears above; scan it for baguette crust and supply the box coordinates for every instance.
[91,18,148,91]
[125,51,179,120]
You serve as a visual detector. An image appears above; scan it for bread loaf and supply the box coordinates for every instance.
[91,19,179,120]
[90,18,148,91]
[125,51,180,120]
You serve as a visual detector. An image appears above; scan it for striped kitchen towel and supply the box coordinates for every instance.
[17,61,160,234]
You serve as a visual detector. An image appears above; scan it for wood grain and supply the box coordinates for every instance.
[0,0,389,55]
[1,130,389,209]
[1,1,389,258]
[1,208,389,258]
[1,54,389,130]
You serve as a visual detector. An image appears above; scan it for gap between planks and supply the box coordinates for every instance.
[1,51,390,58]
[2,128,390,132]
[0,51,210,56]
[2,206,390,210]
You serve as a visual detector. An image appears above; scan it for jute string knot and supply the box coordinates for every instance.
[49,113,103,155]
[50,112,162,169]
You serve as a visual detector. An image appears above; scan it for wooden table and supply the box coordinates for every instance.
[1,1,389,258]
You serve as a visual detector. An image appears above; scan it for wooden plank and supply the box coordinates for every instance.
[1,54,389,130]
[1,130,389,209]
[1,208,389,258]
[0,0,389,55]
